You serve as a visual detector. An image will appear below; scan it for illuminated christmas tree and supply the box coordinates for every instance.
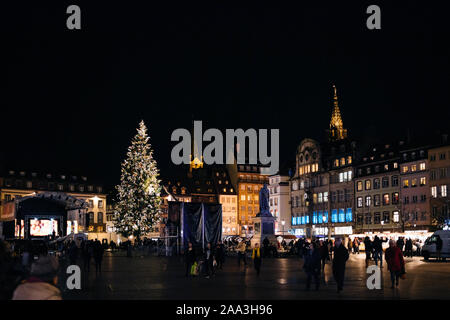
[114,120,162,238]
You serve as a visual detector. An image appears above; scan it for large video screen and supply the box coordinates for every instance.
[30,219,58,237]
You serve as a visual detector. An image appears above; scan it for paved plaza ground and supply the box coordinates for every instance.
[61,251,450,300]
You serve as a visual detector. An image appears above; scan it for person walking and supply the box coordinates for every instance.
[81,241,92,272]
[252,243,262,276]
[262,237,270,258]
[396,237,405,254]
[354,238,360,254]
[93,240,104,274]
[319,240,329,272]
[237,240,247,267]
[363,236,373,267]
[215,241,225,270]
[185,242,196,277]
[405,238,413,258]
[332,237,349,293]
[347,238,353,254]
[204,243,214,278]
[385,239,405,288]
[303,242,321,290]
[372,236,384,268]
[436,235,443,261]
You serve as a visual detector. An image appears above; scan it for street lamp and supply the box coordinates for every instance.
[281,220,285,235]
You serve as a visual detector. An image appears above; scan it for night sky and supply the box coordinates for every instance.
[4,1,450,190]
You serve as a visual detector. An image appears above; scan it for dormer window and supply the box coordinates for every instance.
[82,176,87,182]
[19,171,25,176]
[46,173,52,179]
[61,175,66,180]
[9,170,15,175]
[32,172,37,178]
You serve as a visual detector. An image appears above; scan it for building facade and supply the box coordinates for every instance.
[399,147,431,231]
[354,143,401,234]
[428,142,450,228]
[269,174,290,234]
[0,170,107,240]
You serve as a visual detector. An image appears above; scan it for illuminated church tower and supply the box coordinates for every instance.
[329,84,348,141]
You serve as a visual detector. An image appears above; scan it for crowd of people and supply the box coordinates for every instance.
[0,237,108,300]
[1,232,439,300]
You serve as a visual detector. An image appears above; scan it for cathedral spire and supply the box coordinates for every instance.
[329,84,347,141]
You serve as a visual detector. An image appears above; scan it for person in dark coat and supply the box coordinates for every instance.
[385,240,405,288]
[436,235,443,261]
[332,238,349,293]
[319,240,329,271]
[396,237,405,254]
[93,240,104,274]
[303,242,321,290]
[405,238,413,258]
[363,236,373,267]
[185,242,196,277]
[81,241,92,272]
[215,241,225,269]
[203,242,214,278]
[372,236,384,267]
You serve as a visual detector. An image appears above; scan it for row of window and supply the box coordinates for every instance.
[402,177,427,188]
[292,208,353,225]
[430,152,448,161]
[333,156,352,167]
[430,168,449,180]
[292,177,327,190]
[88,212,104,224]
[356,211,400,224]
[356,176,399,191]
[402,162,426,173]
[403,195,427,204]
[356,193,399,207]
[299,163,319,175]
[431,185,448,198]
[2,180,102,193]
[357,162,398,176]
[87,199,103,209]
